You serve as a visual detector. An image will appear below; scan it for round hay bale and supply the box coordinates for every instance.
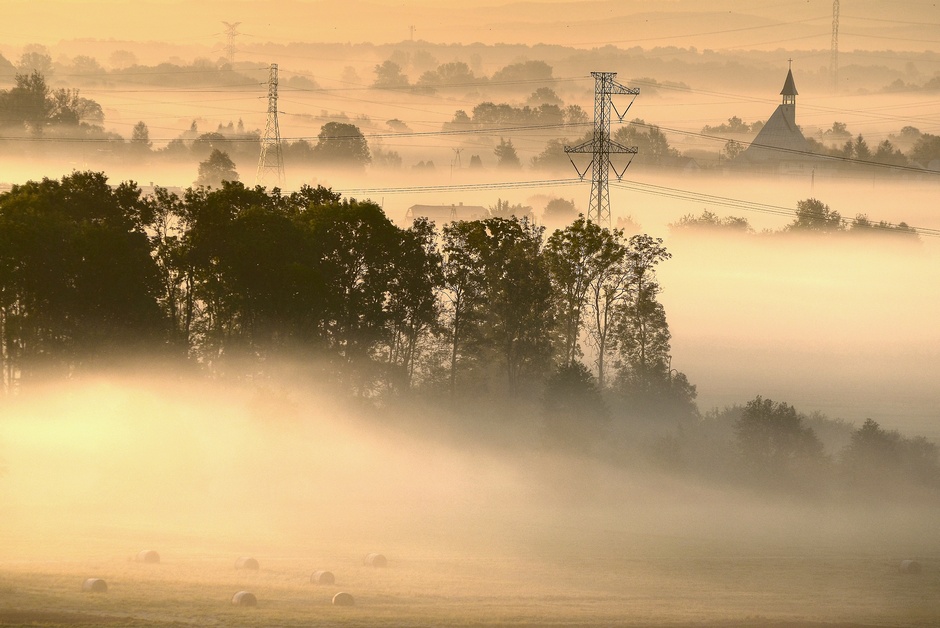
[235,556,259,570]
[81,578,107,593]
[135,550,160,564]
[364,553,387,568]
[332,591,355,606]
[310,570,335,585]
[899,559,922,574]
[231,591,257,607]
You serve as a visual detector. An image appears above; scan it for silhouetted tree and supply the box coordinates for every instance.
[787,198,844,232]
[313,122,371,169]
[734,396,827,488]
[372,60,409,89]
[195,149,239,187]
[494,137,521,169]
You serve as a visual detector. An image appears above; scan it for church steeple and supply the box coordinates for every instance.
[781,60,798,106]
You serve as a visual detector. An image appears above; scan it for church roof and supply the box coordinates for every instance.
[739,104,808,163]
[780,68,798,96]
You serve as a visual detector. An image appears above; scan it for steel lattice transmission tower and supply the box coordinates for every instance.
[256,63,285,189]
[221,21,241,66]
[830,0,840,92]
[565,72,639,226]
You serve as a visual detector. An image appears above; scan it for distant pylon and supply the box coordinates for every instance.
[830,0,840,92]
[221,21,241,66]
[564,72,639,226]
[256,63,285,189]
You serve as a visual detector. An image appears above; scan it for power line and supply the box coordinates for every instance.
[611,179,940,238]
[334,176,940,239]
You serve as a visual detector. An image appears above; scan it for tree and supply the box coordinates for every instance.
[563,105,589,125]
[541,362,608,452]
[489,198,532,220]
[544,216,619,368]
[301,198,407,388]
[0,72,48,132]
[853,134,871,161]
[372,60,409,89]
[17,48,53,77]
[849,214,919,240]
[494,137,521,169]
[313,122,371,169]
[910,133,940,165]
[613,119,679,165]
[872,139,908,166]
[543,198,578,225]
[0,172,164,387]
[841,419,940,492]
[416,62,476,90]
[527,87,563,106]
[670,210,752,233]
[491,60,553,83]
[734,396,827,486]
[383,218,442,389]
[531,137,579,171]
[440,220,488,395]
[195,149,239,187]
[584,228,630,390]
[722,139,744,161]
[787,198,844,232]
[440,217,553,396]
[131,121,152,154]
[615,234,672,389]
[477,217,554,395]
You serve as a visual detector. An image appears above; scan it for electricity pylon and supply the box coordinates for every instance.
[256,63,285,189]
[221,21,241,66]
[565,72,639,226]
[830,1,840,92]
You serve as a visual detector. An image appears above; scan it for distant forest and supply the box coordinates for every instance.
[1,171,936,502]
[2,43,940,178]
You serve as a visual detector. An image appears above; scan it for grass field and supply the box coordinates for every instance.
[2,510,940,628]
[3,378,940,627]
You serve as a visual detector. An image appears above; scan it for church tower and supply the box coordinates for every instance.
[780,62,798,126]
[736,64,811,172]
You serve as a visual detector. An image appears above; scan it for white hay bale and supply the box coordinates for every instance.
[231,591,257,607]
[899,559,922,574]
[364,552,387,567]
[235,556,259,570]
[81,578,107,593]
[310,570,335,585]
[135,550,160,564]
[332,591,355,606]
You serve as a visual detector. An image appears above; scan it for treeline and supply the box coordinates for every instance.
[0,172,694,420]
[3,171,937,501]
[671,198,921,239]
[652,398,940,501]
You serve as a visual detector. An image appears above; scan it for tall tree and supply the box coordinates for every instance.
[384,217,442,389]
[544,216,620,368]
[494,137,522,169]
[440,219,488,395]
[0,172,164,387]
[195,149,239,188]
[313,122,371,169]
[131,121,152,154]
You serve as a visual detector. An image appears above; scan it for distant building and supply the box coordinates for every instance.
[405,202,489,223]
[737,66,815,174]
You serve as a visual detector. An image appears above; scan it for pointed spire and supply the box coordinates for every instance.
[781,66,798,98]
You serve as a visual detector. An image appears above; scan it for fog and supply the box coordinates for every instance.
[2,1,940,623]
[3,371,940,625]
